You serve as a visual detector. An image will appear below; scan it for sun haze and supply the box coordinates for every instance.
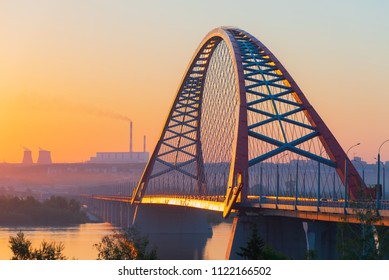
[1,0,389,163]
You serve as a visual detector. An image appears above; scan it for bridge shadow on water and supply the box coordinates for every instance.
[89,200,232,260]
[134,204,230,259]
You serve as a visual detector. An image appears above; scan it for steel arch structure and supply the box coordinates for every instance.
[131,27,363,218]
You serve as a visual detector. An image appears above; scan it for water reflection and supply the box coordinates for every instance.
[0,222,232,260]
[0,223,116,260]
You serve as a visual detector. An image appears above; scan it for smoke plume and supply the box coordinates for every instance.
[18,93,131,122]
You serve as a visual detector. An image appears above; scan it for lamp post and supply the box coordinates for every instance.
[383,162,386,200]
[317,148,326,208]
[377,139,389,209]
[295,158,299,209]
[344,143,360,210]
[276,153,288,208]
[259,164,263,206]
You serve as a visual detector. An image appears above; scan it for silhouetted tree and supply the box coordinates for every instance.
[94,228,157,260]
[0,196,87,225]
[237,226,265,259]
[304,249,317,260]
[32,241,66,260]
[9,232,32,260]
[9,231,67,260]
[262,245,288,260]
[337,196,389,259]
[237,226,287,260]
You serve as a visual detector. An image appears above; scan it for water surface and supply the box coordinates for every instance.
[0,222,232,260]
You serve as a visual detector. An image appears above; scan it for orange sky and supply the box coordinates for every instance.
[1,1,389,163]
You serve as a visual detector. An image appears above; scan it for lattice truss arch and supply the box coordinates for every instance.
[148,39,217,186]
[131,30,243,203]
[230,28,362,200]
[132,27,363,209]
[231,30,335,167]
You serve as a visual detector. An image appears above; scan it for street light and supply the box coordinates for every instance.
[377,139,389,209]
[276,153,288,207]
[345,143,360,210]
[295,157,299,209]
[347,142,361,156]
[317,148,326,208]
[383,162,386,200]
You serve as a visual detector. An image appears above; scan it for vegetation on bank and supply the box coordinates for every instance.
[236,226,287,260]
[7,228,157,260]
[94,228,157,260]
[9,231,67,260]
[337,198,389,259]
[0,196,88,225]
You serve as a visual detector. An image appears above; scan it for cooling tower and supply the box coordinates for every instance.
[22,148,33,165]
[37,148,52,164]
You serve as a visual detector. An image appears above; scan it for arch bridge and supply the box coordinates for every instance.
[83,27,389,259]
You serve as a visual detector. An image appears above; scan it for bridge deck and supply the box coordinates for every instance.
[86,194,389,226]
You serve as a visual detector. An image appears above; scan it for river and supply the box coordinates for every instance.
[0,222,232,260]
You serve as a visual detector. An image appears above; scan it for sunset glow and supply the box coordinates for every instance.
[1,0,389,163]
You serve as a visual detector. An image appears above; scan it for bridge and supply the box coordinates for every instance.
[82,27,389,259]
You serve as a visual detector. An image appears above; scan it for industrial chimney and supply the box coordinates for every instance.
[22,147,33,165]
[37,148,52,165]
[130,121,133,153]
[143,135,146,152]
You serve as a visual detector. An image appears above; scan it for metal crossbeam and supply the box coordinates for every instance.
[131,27,365,214]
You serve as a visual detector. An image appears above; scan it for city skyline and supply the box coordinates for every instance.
[1,0,389,163]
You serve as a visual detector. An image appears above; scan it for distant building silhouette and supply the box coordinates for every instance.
[22,148,33,165]
[88,121,149,164]
[37,148,52,165]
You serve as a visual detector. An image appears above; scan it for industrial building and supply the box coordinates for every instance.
[37,148,52,164]
[88,121,149,164]
[21,147,52,165]
[21,148,33,165]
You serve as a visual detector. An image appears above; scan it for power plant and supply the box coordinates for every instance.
[18,122,148,165]
[21,147,52,165]
[22,147,52,165]
[21,147,33,165]
[88,121,149,164]
[37,148,52,165]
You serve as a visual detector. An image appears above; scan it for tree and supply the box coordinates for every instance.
[32,241,66,260]
[236,226,287,260]
[9,231,67,260]
[94,228,157,260]
[8,232,32,260]
[237,226,265,259]
[337,195,389,259]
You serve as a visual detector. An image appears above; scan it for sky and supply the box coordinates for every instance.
[1,0,389,163]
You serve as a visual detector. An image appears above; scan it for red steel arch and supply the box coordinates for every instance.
[131,27,364,218]
[131,28,249,212]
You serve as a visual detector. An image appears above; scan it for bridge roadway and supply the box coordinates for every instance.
[85,194,389,226]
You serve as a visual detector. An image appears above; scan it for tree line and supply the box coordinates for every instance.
[0,196,88,225]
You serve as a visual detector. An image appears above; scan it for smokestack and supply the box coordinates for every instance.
[130,121,133,153]
[143,135,146,152]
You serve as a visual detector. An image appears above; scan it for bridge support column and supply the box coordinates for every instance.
[108,203,114,224]
[226,213,307,259]
[120,203,126,228]
[103,201,108,221]
[305,221,338,259]
[226,212,340,259]
[119,203,131,228]
[133,204,213,259]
